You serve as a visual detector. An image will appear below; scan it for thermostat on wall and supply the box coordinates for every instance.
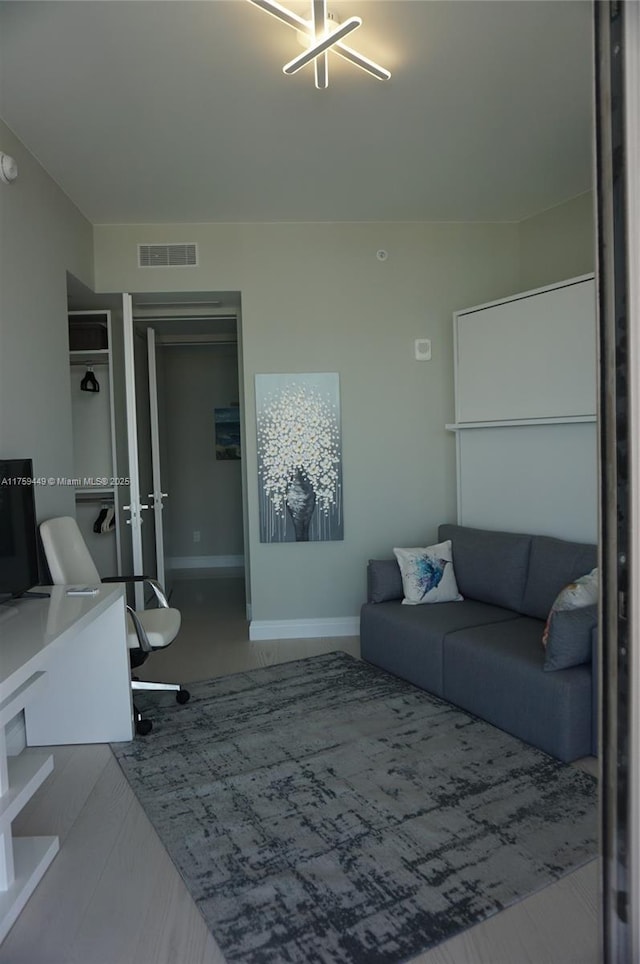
[0,153,18,184]
[415,339,432,361]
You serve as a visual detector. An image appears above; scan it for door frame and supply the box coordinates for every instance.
[594,3,640,960]
[121,292,249,605]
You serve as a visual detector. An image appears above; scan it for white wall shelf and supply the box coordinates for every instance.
[69,348,110,366]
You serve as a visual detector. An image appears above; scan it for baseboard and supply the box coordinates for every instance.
[166,554,244,569]
[249,617,360,641]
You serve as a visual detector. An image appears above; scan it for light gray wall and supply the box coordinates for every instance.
[0,125,595,621]
[518,191,595,291]
[161,343,243,562]
[94,220,523,620]
[0,120,94,521]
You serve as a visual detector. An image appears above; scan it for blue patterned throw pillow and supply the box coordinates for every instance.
[393,541,463,605]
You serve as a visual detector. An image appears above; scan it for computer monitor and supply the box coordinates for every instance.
[0,458,40,601]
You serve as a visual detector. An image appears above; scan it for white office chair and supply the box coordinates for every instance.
[39,516,190,735]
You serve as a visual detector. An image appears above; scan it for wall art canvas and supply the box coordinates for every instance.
[214,407,241,460]
[256,373,343,543]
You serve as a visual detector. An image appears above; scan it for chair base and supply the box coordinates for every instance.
[132,680,180,692]
[131,682,191,737]
[134,707,153,736]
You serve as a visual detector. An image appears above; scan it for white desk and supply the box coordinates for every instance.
[0,584,133,942]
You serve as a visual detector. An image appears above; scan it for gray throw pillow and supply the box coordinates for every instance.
[543,604,598,671]
[367,559,403,603]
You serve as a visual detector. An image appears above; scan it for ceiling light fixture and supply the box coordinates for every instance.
[247,0,390,89]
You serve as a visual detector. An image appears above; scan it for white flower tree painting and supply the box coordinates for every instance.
[256,373,343,543]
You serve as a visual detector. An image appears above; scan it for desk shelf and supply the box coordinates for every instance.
[0,584,132,944]
[0,674,45,729]
[0,751,54,832]
[0,836,59,943]
[0,676,57,945]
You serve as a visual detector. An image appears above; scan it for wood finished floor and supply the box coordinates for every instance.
[1,575,601,964]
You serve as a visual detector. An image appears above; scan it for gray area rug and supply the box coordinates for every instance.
[112,652,597,964]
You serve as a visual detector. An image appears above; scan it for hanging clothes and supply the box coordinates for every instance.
[93,505,115,533]
[80,367,100,392]
[101,506,115,533]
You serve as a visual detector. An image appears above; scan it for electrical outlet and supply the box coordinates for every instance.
[193,530,201,543]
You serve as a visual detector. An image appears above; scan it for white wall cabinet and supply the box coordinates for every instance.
[68,310,122,576]
[454,277,596,422]
[447,275,597,543]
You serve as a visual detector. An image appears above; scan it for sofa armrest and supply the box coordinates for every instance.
[367,559,403,603]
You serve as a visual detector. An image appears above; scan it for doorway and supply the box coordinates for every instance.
[142,325,244,578]
[158,340,242,575]
[126,291,251,674]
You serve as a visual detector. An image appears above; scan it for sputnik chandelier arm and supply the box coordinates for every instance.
[283,15,361,76]
[248,0,308,32]
[312,0,328,90]
[247,0,390,88]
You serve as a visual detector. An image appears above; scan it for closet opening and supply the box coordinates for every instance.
[133,303,245,592]
[65,277,250,665]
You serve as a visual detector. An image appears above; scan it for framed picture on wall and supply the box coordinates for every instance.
[214,406,241,460]
[255,372,343,543]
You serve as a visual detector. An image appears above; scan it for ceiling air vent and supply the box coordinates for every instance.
[138,243,198,268]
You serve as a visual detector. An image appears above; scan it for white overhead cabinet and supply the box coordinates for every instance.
[448,275,597,543]
[68,311,122,577]
[454,278,596,423]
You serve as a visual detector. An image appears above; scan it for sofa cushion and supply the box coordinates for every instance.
[520,535,598,620]
[367,559,403,603]
[393,541,463,605]
[438,524,531,611]
[360,599,518,698]
[442,617,593,762]
[544,604,598,671]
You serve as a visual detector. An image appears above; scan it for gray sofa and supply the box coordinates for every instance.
[360,523,598,763]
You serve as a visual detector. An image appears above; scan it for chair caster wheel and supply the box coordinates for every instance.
[136,718,152,736]
[176,689,190,704]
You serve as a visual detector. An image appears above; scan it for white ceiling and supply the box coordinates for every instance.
[0,0,594,225]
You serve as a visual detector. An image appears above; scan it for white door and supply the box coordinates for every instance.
[147,327,168,591]
[122,293,148,609]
